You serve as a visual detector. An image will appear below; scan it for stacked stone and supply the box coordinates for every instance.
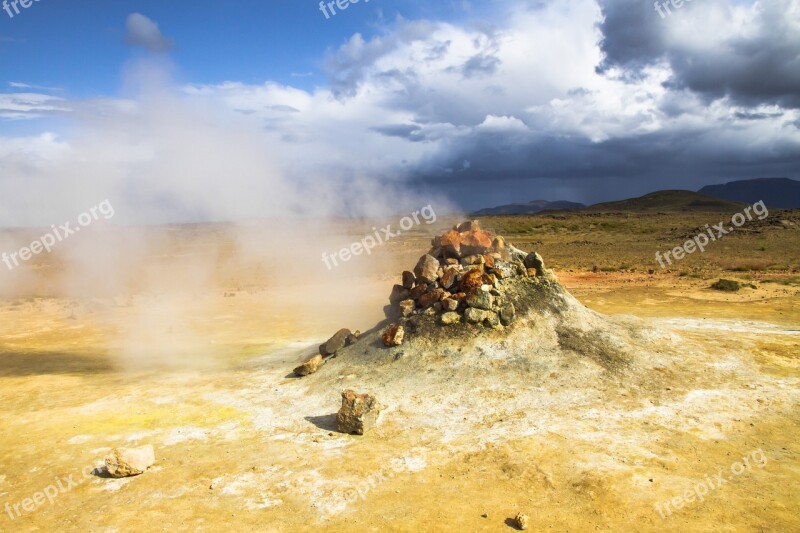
[383,220,548,335]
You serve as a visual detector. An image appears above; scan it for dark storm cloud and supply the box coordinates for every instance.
[597,0,800,108]
[595,0,665,73]
[370,123,425,141]
[405,125,800,207]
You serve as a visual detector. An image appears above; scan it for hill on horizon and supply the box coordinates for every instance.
[471,200,586,216]
[698,177,800,209]
[582,190,744,213]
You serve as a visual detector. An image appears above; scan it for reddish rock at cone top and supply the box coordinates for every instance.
[382,324,404,346]
[337,390,383,435]
[439,229,462,257]
[460,229,493,255]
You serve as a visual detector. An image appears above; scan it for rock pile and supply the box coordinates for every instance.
[382,220,553,344]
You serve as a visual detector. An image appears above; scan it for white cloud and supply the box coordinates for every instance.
[1,0,798,223]
[125,13,173,53]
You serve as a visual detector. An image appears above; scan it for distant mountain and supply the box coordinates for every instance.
[698,178,800,209]
[584,190,743,213]
[472,200,585,216]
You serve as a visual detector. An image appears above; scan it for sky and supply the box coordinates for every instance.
[0,0,799,225]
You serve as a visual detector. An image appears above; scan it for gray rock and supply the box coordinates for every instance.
[441,298,459,312]
[492,260,517,279]
[464,307,488,324]
[483,310,500,328]
[414,254,440,284]
[401,271,415,289]
[499,303,516,326]
[389,284,411,303]
[320,328,352,356]
[466,290,494,311]
[524,252,545,275]
[440,312,462,325]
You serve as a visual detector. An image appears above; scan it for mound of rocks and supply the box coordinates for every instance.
[382,220,554,344]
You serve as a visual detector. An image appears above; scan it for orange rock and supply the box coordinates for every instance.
[381,324,404,347]
[459,269,490,294]
[439,229,462,257]
[419,288,445,308]
[460,229,493,254]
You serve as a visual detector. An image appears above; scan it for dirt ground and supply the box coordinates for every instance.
[0,213,798,532]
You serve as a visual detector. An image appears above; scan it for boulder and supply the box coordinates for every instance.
[337,390,382,435]
[105,445,155,478]
[440,312,462,325]
[441,298,459,312]
[440,266,460,290]
[460,255,484,266]
[399,299,416,317]
[383,304,400,320]
[464,307,489,324]
[524,252,545,275]
[345,331,360,346]
[460,229,493,255]
[320,328,352,356]
[484,311,501,328]
[456,220,481,232]
[491,260,517,279]
[419,288,445,309]
[294,354,324,377]
[414,254,440,284]
[439,229,462,257]
[389,284,411,303]
[410,283,429,299]
[492,236,506,251]
[459,269,490,294]
[513,512,530,530]
[381,324,404,347]
[401,270,416,289]
[466,290,494,311]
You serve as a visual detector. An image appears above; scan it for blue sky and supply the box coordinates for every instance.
[0,0,489,95]
[0,0,798,225]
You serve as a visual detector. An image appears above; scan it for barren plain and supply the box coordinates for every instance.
[0,210,798,532]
